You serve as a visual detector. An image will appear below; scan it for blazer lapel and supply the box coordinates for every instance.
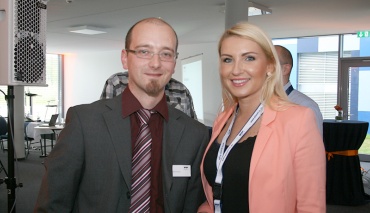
[249,106,275,179]
[209,104,237,145]
[162,108,185,193]
[103,96,132,189]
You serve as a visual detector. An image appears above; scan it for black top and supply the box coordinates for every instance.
[204,136,256,213]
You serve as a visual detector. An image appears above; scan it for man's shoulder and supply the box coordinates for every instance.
[289,90,319,107]
[72,95,120,112]
[169,106,203,125]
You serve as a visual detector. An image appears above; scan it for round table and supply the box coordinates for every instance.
[323,119,369,205]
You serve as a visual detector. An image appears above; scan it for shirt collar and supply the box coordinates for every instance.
[122,87,169,121]
[283,81,292,90]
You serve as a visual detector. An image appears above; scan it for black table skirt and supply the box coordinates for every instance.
[323,119,369,205]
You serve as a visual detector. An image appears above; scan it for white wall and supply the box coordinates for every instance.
[63,50,123,118]
[63,42,221,126]
[176,43,221,126]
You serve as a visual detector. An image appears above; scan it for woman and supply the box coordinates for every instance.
[198,22,326,213]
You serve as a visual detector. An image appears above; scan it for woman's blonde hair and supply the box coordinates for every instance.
[218,22,291,112]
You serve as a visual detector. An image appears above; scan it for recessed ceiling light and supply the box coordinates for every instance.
[219,1,272,16]
[69,25,107,35]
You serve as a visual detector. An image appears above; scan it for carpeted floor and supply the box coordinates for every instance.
[1,145,370,213]
[1,147,45,213]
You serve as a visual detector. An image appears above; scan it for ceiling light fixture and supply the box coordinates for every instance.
[248,2,272,16]
[219,1,272,16]
[69,25,107,35]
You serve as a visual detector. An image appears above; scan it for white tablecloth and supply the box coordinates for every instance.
[25,122,63,142]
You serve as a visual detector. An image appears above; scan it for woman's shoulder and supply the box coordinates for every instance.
[268,99,311,113]
[273,104,316,123]
[284,104,312,113]
[264,103,314,120]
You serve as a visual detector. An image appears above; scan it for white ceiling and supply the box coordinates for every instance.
[45,0,370,54]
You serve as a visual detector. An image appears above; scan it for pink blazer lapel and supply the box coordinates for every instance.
[209,105,236,144]
[249,106,275,181]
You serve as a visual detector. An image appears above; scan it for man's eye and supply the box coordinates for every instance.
[138,49,150,55]
[161,52,173,58]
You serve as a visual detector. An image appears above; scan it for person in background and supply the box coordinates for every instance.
[100,71,198,120]
[275,45,323,135]
[198,22,325,213]
[34,17,209,213]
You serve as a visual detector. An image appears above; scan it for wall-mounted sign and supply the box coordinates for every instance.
[357,30,370,38]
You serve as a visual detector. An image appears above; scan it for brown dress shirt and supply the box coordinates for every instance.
[121,87,168,213]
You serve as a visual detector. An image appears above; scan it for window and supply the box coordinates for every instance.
[298,52,339,119]
[342,34,370,58]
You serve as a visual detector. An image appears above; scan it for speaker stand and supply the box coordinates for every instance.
[1,86,23,213]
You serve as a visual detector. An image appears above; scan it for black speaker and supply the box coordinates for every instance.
[0,0,47,86]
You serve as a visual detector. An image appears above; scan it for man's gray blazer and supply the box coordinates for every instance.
[34,94,209,213]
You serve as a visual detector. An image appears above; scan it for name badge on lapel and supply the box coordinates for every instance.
[172,165,191,177]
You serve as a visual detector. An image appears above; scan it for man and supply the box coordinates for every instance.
[100,71,198,120]
[275,45,323,135]
[34,17,209,212]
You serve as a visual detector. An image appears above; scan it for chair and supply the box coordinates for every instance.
[24,121,42,157]
[0,116,8,151]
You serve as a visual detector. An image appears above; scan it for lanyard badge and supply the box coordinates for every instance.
[213,103,264,213]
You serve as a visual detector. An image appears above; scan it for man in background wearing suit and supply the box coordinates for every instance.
[275,45,323,135]
[34,17,209,212]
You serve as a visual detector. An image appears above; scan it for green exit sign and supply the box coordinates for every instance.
[357,30,370,38]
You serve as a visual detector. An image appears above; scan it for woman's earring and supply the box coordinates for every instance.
[267,72,272,77]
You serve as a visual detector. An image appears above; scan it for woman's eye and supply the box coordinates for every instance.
[222,58,232,63]
[245,56,255,61]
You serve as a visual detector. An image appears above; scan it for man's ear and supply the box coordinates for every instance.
[282,64,292,76]
[121,49,128,70]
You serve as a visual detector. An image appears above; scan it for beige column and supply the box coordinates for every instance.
[225,0,249,29]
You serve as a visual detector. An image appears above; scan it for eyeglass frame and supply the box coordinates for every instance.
[125,48,179,62]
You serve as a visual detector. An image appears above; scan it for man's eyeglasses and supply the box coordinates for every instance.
[126,48,178,62]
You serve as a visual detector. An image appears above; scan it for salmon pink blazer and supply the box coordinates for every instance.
[198,103,326,213]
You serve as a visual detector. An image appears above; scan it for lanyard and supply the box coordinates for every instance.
[213,103,264,213]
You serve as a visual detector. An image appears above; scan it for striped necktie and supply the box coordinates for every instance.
[129,108,153,213]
